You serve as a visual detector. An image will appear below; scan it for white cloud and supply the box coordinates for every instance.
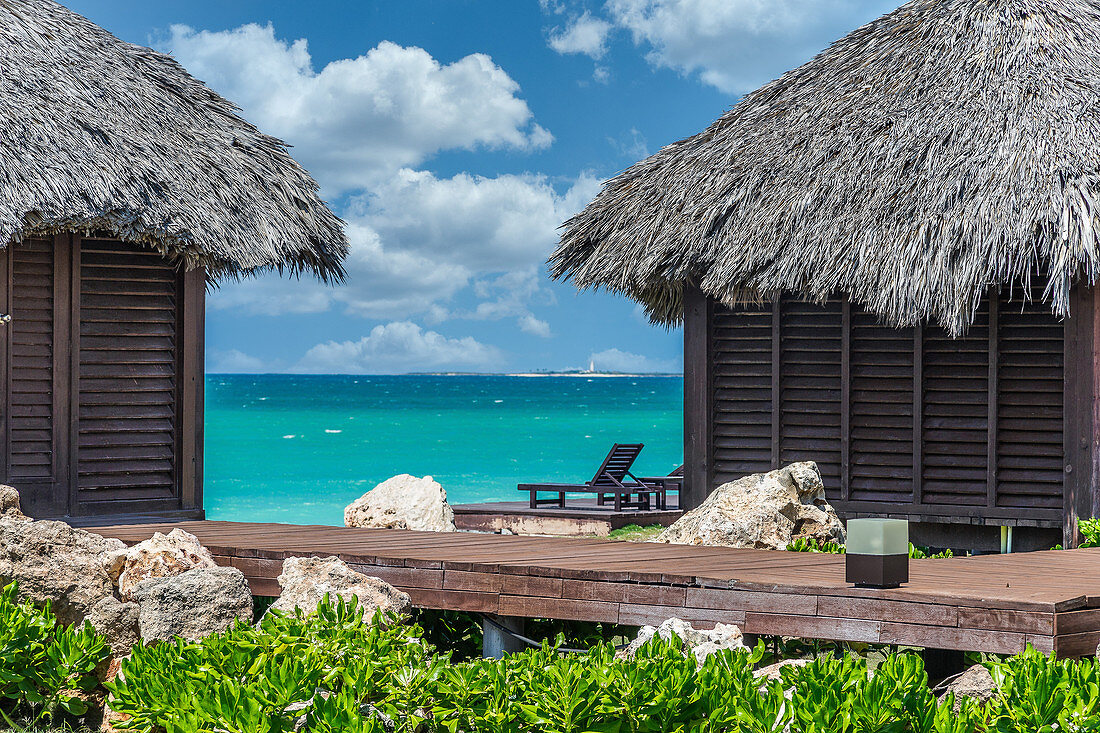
[165,24,551,194]
[549,12,613,59]
[604,0,900,93]
[589,347,680,373]
[207,348,268,373]
[295,322,501,374]
[169,21,604,354]
[519,314,553,337]
[356,170,598,272]
[610,127,649,160]
[209,171,601,325]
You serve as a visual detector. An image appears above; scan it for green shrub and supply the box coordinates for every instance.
[5,582,1100,733]
[1080,517,1100,548]
[101,593,1017,733]
[607,524,665,542]
[786,537,845,554]
[785,538,953,559]
[0,583,109,727]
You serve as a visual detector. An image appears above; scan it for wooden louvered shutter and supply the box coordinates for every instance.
[778,299,843,499]
[76,238,180,512]
[848,307,914,503]
[2,239,69,515]
[919,302,990,506]
[711,303,773,483]
[995,291,1064,509]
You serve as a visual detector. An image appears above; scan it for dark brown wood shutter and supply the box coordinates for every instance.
[996,291,1064,509]
[77,238,179,509]
[848,307,914,503]
[711,303,773,481]
[778,300,842,497]
[920,304,990,506]
[9,239,56,481]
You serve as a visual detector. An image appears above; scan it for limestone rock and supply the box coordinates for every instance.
[618,618,745,666]
[344,474,456,532]
[104,528,217,601]
[86,595,140,655]
[130,566,252,642]
[0,515,124,625]
[270,556,411,620]
[101,700,130,733]
[657,462,844,549]
[753,658,809,681]
[939,664,996,712]
[0,485,28,519]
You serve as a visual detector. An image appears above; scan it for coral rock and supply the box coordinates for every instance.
[130,566,252,642]
[939,664,996,712]
[657,462,844,549]
[270,555,410,620]
[344,474,456,532]
[104,528,217,601]
[618,617,745,666]
[86,595,140,656]
[0,484,28,519]
[0,515,123,625]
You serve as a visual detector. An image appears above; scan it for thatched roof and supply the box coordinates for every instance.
[0,0,346,281]
[552,0,1100,333]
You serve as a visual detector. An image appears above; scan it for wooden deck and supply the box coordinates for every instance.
[93,520,1100,657]
[452,499,682,535]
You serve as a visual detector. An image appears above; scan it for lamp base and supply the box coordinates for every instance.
[845,553,909,588]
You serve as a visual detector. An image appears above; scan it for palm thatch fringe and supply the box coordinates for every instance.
[551,0,1100,334]
[0,0,346,281]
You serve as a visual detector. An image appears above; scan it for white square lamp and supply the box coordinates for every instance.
[845,518,909,588]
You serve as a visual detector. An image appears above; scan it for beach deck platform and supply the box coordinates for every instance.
[94,520,1100,657]
[452,498,683,535]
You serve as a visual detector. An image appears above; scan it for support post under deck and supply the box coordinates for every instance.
[482,615,527,658]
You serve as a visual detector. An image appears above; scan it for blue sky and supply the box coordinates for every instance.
[67,0,900,374]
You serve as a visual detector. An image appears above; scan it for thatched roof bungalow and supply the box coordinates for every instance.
[553,0,1100,549]
[0,0,346,522]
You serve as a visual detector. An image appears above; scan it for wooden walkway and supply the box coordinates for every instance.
[452,499,682,534]
[93,521,1100,657]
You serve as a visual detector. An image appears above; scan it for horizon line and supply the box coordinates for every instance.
[205,371,685,377]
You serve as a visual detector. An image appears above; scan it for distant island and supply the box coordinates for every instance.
[406,370,683,378]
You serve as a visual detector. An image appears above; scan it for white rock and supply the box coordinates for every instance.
[753,658,809,681]
[269,556,411,620]
[619,617,745,666]
[104,528,217,601]
[0,515,124,626]
[657,462,844,549]
[939,664,996,712]
[130,566,252,642]
[344,474,456,532]
[0,485,28,520]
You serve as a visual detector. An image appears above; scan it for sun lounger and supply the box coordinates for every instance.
[517,443,666,511]
[637,465,683,508]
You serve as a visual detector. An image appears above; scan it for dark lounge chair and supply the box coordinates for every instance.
[518,443,666,511]
[638,464,683,508]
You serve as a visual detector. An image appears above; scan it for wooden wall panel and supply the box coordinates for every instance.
[996,290,1064,510]
[921,305,989,506]
[701,290,1068,527]
[9,239,55,481]
[2,238,70,516]
[779,300,842,500]
[0,235,205,521]
[76,238,179,510]
[849,308,914,503]
[711,303,773,484]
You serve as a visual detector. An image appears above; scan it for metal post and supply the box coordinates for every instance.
[482,615,526,658]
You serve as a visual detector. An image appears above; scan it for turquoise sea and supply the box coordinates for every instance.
[205,375,684,525]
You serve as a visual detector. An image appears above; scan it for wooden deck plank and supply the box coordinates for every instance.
[90,520,1100,657]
